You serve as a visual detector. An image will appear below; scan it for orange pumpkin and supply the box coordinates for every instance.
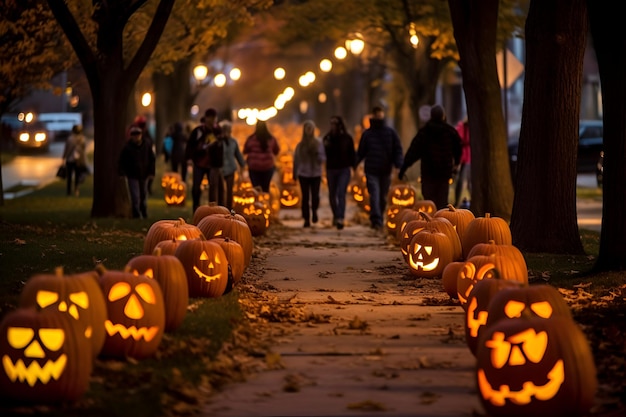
[143,218,204,255]
[164,180,186,206]
[406,229,454,278]
[461,213,512,259]
[192,203,230,225]
[174,238,229,298]
[125,248,189,332]
[211,237,245,294]
[0,308,92,403]
[197,212,253,267]
[433,204,475,242]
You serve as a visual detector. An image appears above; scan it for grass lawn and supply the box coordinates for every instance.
[0,168,247,417]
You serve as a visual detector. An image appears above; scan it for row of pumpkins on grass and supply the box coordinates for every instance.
[0,204,258,405]
[381,186,598,416]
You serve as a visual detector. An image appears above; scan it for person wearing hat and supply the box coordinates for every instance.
[118,124,156,218]
[62,124,88,197]
[398,105,463,209]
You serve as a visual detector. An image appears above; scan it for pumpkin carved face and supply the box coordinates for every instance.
[97,268,165,359]
[174,239,229,298]
[161,172,182,189]
[406,230,453,278]
[0,309,92,402]
[476,316,597,416]
[164,181,186,206]
[280,185,301,208]
[387,184,417,207]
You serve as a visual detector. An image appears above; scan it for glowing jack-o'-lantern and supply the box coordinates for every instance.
[464,278,525,355]
[232,187,259,214]
[96,266,165,359]
[412,199,437,215]
[456,256,500,310]
[125,248,189,332]
[143,218,204,255]
[164,180,186,206]
[161,171,182,189]
[0,308,92,402]
[387,184,417,208]
[280,183,301,208]
[400,213,462,262]
[242,202,268,236]
[475,316,597,417]
[406,229,453,278]
[174,238,229,298]
[19,267,107,358]
[196,212,253,267]
[385,205,405,236]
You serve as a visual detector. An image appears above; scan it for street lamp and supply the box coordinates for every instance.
[274,67,286,80]
[193,64,208,83]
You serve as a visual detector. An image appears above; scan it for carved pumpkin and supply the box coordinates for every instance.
[406,229,454,278]
[19,267,107,358]
[174,238,229,298]
[461,213,512,259]
[192,203,230,226]
[197,212,253,267]
[475,316,597,416]
[96,265,165,359]
[386,184,417,208]
[433,204,475,242]
[464,278,525,355]
[143,218,204,255]
[0,308,92,403]
[164,180,186,206]
[242,202,269,236]
[160,171,182,189]
[400,212,462,262]
[456,255,501,310]
[412,199,437,215]
[485,285,572,328]
[232,187,259,214]
[280,182,301,208]
[385,205,405,236]
[125,248,189,332]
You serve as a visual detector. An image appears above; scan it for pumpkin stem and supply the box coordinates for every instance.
[153,247,162,257]
[447,204,456,211]
[418,211,433,221]
[55,266,64,277]
[95,263,108,276]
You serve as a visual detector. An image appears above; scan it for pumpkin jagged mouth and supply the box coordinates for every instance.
[193,266,222,282]
[104,321,159,341]
[2,354,67,386]
[477,359,564,406]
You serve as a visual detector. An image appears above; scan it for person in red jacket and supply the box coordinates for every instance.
[243,120,280,192]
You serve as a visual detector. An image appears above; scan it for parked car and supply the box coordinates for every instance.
[16,121,50,151]
[596,151,603,187]
[508,120,603,181]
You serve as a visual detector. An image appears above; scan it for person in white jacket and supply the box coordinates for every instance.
[293,120,326,227]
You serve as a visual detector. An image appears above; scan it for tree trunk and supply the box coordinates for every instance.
[448,0,514,220]
[587,1,626,270]
[510,0,586,254]
[90,68,132,218]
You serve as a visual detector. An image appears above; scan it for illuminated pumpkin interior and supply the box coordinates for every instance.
[408,244,439,272]
[104,282,159,341]
[504,301,553,319]
[192,250,223,282]
[3,327,67,386]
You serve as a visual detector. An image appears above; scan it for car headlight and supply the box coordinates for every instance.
[19,132,30,142]
[35,132,47,142]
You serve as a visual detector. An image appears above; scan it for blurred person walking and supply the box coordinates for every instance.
[118,125,156,218]
[185,108,225,212]
[219,120,246,210]
[293,120,326,228]
[323,116,355,230]
[62,124,88,197]
[356,107,404,230]
[398,105,462,209]
[243,120,280,192]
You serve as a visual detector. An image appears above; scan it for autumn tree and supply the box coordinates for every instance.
[509,0,587,254]
[0,0,73,206]
[447,0,515,219]
[587,1,626,269]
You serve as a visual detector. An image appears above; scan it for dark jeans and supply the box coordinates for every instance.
[65,161,80,195]
[249,168,275,192]
[326,167,351,223]
[127,177,148,218]
[298,175,321,223]
[224,173,235,210]
[422,177,451,210]
[208,168,225,207]
[192,165,211,212]
[171,159,188,182]
[365,172,391,228]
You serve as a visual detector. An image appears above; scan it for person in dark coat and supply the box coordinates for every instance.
[118,125,156,218]
[356,106,404,230]
[398,105,462,209]
[323,115,355,230]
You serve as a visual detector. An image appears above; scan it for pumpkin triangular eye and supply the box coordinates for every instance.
[36,290,59,309]
[109,282,131,301]
[135,283,156,304]
[7,327,35,349]
[38,328,65,351]
[69,291,89,309]
[200,251,209,261]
